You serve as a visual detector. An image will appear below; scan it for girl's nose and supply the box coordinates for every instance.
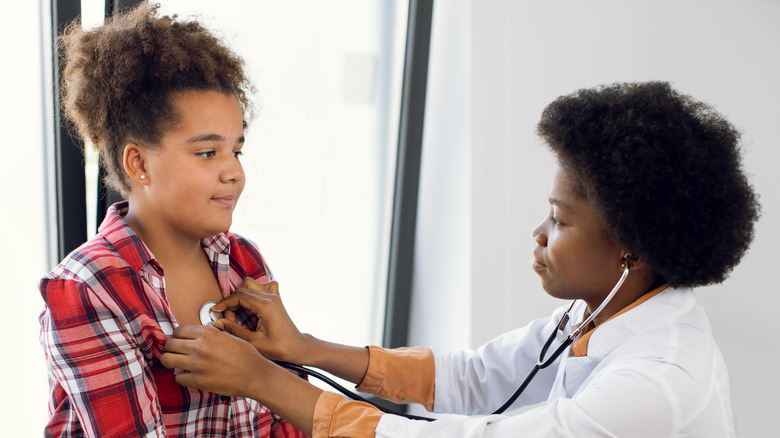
[222,155,245,183]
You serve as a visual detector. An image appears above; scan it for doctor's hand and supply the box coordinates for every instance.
[211,278,311,365]
[162,325,322,436]
[161,325,272,399]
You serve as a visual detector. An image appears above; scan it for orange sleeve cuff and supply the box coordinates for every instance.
[312,391,382,438]
[356,346,435,412]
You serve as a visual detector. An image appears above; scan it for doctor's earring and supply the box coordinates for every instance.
[620,254,632,269]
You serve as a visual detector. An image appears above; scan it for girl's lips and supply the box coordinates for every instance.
[212,195,236,207]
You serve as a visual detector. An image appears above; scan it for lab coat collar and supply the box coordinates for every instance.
[569,287,696,357]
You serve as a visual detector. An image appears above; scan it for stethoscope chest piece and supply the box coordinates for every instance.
[199,301,224,326]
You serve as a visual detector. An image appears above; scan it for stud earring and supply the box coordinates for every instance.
[140,174,146,180]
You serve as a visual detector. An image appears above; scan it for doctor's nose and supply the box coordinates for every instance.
[532,222,547,247]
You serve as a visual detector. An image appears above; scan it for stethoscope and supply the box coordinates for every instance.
[199,259,631,421]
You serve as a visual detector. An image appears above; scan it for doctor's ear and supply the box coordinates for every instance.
[620,253,648,270]
[123,143,149,185]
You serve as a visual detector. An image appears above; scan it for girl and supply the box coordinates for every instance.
[38,3,304,437]
[162,82,759,437]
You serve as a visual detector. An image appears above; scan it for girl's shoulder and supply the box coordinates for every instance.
[221,231,273,281]
[39,233,164,330]
[45,233,135,282]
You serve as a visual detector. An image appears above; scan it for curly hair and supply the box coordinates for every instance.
[60,1,253,195]
[537,81,760,288]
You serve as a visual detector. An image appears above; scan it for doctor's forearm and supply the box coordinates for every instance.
[300,334,370,385]
[248,359,323,437]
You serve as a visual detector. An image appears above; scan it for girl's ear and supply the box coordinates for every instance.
[123,143,149,185]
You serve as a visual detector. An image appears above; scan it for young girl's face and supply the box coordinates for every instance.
[142,90,246,239]
[532,163,625,306]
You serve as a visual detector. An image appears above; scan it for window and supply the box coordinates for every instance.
[156,0,409,351]
[79,0,409,357]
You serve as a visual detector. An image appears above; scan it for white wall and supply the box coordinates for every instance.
[0,0,52,433]
[412,0,780,435]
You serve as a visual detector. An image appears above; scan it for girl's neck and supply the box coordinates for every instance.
[123,201,205,270]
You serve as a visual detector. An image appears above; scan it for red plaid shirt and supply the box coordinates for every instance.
[39,201,305,438]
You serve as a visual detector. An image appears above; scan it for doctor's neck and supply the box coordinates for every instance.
[585,267,663,327]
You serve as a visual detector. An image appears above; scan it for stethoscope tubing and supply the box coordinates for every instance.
[275,361,437,421]
[491,328,574,414]
[263,262,630,421]
[492,261,630,414]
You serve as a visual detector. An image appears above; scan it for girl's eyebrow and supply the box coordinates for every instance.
[186,133,245,144]
[186,133,223,143]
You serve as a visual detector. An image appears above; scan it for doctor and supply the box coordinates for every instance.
[162,82,759,437]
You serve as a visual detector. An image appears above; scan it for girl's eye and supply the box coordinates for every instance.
[197,151,215,158]
[233,150,243,158]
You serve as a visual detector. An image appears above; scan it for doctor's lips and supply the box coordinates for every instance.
[212,195,237,207]
[532,253,547,271]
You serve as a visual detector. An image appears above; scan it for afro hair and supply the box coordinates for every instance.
[537,81,760,288]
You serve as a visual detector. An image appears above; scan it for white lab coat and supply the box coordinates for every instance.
[375,288,735,437]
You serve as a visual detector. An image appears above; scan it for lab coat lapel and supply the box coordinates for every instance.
[549,288,696,400]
